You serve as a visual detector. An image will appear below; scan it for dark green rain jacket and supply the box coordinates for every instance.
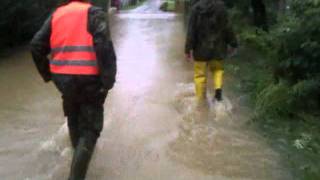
[185,0,238,61]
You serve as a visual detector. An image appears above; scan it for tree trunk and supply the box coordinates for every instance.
[251,0,268,31]
[278,0,286,13]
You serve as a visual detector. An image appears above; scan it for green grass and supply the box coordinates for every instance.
[227,47,320,180]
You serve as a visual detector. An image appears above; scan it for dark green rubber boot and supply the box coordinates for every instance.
[68,137,96,180]
[69,128,79,149]
[214,89,223,102]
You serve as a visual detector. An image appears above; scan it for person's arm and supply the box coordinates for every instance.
[185,7,197,56]
[225,24,238,48]
[225,17,238,57]
[89,7,117,90]
[223,8,238,49]
[30,16,52,82]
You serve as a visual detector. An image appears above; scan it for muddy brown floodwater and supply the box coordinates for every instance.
[0,1,293,179]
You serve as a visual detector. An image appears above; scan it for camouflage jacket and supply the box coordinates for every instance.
[185,0,238,61]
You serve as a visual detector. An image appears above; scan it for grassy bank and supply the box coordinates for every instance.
[226,45,320,180]
[222,1,320,178]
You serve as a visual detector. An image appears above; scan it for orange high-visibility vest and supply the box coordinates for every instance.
[50,1,99,75]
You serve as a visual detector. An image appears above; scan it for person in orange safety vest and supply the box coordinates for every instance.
[30,0,117,179]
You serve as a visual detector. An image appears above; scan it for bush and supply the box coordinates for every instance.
[0,0,108,49]
[232,0,320,178]
[238,0,320,119]
[0,0,61,48]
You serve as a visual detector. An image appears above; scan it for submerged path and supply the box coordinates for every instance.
[0,1,293,179]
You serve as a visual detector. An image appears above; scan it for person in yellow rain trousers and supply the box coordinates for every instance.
[185,0,238,103]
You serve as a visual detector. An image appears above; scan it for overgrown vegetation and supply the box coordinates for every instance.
[0,0,108,49]
[225,0,320,179]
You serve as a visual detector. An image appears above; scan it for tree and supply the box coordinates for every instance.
[251,0,268,31]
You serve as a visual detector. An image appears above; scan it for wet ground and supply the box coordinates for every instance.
[0,1,293,179]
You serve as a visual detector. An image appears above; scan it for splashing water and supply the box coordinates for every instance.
[23,122,73,180]
[174,82,233,122]
[169,83,292,179]
[210,97,233,121]
[39,121,71,155]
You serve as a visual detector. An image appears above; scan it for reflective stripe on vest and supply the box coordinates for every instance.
[50,2,99,75]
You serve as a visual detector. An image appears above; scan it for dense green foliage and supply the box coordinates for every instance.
[229,0,320,179]
[240,0,320,120]
[0,0,108,49]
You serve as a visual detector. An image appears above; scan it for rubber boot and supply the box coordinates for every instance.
[67,117,80,149]
[214,89,223,102]
[64,100,80,149]
[68,137,96,180]
[69,128,79,149]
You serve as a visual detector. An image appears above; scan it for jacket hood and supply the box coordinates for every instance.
[196,0,224,14]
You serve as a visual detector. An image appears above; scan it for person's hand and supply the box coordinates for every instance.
[43,74,52,83]
[228,47,238,57]
[102,78,115,91]
[185,51,193,62]
[99,88,108,94]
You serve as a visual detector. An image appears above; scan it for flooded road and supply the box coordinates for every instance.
[0,1,293,179]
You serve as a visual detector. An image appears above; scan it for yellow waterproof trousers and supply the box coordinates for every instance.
[194,60,224,100]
